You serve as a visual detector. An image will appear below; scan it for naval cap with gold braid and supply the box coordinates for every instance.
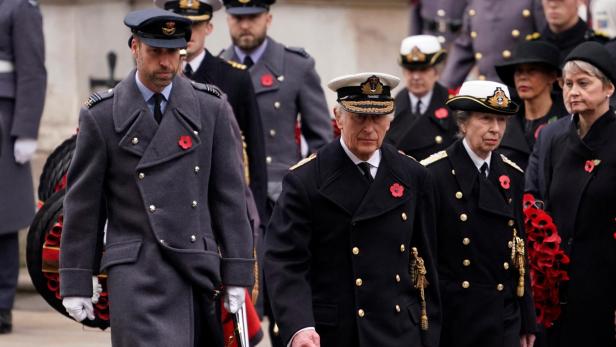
[399,35,447,69]
[446,80,519,115]
[328,72,400,115]
[154,0,222,22]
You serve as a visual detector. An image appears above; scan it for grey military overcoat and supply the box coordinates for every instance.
[221,37,332,200]
[59,72,254,347]
[0,0,46,233]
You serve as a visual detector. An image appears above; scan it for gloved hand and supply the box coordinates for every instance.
[13,138,37,164]
[92,276,102,304]
[62,297,95,322]
[223,286,246,314]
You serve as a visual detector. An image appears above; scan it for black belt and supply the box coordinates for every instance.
[422,17,463,34]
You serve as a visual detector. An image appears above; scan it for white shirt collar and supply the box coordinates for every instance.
[184,49,206,73]
[408,89,433,114]
[339,138,381,178]
[462,138,491,174]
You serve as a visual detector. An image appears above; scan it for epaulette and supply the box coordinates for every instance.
[285,46,310,58]
[226,60,247,70]
[525,32,541,41]
[290,153,316,170]
[585,29,610,43]
[84,88,114,109]
[500,154,524,173]
[420,150,448,167]
[398,150,417,162]
[191,81,222,98]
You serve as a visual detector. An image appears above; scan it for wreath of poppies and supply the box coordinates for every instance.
[522,193,570,327]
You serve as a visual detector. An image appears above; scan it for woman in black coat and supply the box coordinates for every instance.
[543,42,616,347]
[422,80,536,347]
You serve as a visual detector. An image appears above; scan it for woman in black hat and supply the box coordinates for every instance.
[495,40,568,170]
[421,80,537,347]
[540,41,616,347]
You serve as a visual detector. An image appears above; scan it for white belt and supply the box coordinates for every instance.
[0,60,14,73]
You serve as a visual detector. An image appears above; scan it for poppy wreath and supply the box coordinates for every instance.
[522,193,570,328]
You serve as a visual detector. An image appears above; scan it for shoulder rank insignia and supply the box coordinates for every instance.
[420,150,448,167]
[226,60,247,70]
[84,88,114,109]
[290,153,316,170]
[398,150,417,162]
[500,154,524,173]
[285,46,310,58]
[191,81,222,98]
[525,32,541,41]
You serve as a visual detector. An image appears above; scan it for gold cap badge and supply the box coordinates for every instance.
[487,87,510,108]
[360,76,384,95]
[162,21,176,36]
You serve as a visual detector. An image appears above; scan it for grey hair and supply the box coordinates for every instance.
[454,110,471,138]
[563,60,614,89]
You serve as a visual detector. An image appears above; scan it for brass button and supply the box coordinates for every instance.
[269,129,276,137]
[478,74,486,80]
[497,284,504,291]
[149,205,156,212]
[522,9,531,17]
[462,281,470,289]
[395,274,401,282]
[194,166,200,173]
[352,247,360,255]
[503,262,510,270]
[138,172,145,180]
[455,191,463,199]
[474,52,482,60]
[266,156,272,164]
[277,75,285,82]
[193,130,199,136]
[192,200,198,208]
[502,50,511,59]
[468,9,476,16]
[395,304,401,313]
[462,237,470,245]
[435,135,443,144]
[355,278,363,287]
[512,29,520,38]
[273,323,280,335]
[274,101,281,109]
[508,241,514,248]
[358,309,365,318]
[190,235,197,242]
[451,169,456,175]
[508,220,515,227]
[460,213,468,222]
[437,9,446,17]
[508,198,513,204]
[132,137,139,145]
[463,259,471,267]
[401,212,408,221]
[400,244,406,252]
[160,239,166,245]
[470,31,477,39]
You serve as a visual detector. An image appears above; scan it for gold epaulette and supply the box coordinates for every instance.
[420,150,448,167]
[525,32,541,41]
[398,150,417,162]
[500,154,524,173]
[290,153,316,170]
[226,60,247,70]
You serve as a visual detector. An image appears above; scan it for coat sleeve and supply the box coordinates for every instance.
[10,0,46,139]
[297,57,333,154]
[264,171,315,345]
[210,99,255,287]
[60,108,107,297]
[439,4,475,89]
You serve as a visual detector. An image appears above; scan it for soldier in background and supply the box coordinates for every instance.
[385,35,458,162]
[0,0,47,334]
[440,0,545,88]
[409,0,468,48]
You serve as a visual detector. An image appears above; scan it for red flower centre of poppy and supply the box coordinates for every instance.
[434,107,449,119]
[584,160,594,172]
[390,183,404,197]
[179,136,192,150]
[499,175,510,189]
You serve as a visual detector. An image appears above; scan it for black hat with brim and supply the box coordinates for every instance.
[446,80,519,115]
[495,40,561,87]
[563,41,616,85]
[223,0,275,15]
[124,8,192,49]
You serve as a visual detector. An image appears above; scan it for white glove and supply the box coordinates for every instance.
[223,286,246,314]
[62,296,95,322]
[92,276,102,304]
[13,138,37,164]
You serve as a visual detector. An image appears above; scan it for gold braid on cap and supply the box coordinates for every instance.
[486,87,511,108]
[340,100,394,114]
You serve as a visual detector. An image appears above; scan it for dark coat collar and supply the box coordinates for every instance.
[568,108,616,157]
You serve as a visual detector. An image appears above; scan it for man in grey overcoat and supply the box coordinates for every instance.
[59,9,254,347]
[0,0,47,334]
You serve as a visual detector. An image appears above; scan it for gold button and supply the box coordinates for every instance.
[503,262,510,270]
[190,235,197,242]
[269,129,276,137]
[160,239,165,245]
[401,212,408,221]
[462,237,470,245]
[352,247,360,255]
[194,166,200,173]
[400,244,406,252]
[470,31,477,39]
[266,156,272,164]
[193,130,199,136]
[277,75,285,82]
[395,274,401,282]
[508,241,514,248]
[451,169,456,175]
[478,74,486,80]
[474,52,482,60]
[508,198,513,204]
[502,50,511,59]
[512,29,520,38]
[497,284,504,291]
[395,304,401,313]
[435,135,443,144]
[274,101,281,109]
[192,200,198,208]
[273,323,280,335]
[468,9,476,16]
[355,278,363,287]
[460,213,468,222]
[149,205,156,212]
[132,137,139,145]
[462,281,470,289]
[358,309,365,318]
[437,9,446,17]
[508,220,515,227]
[455,191,463,199]
[463,259,471,267]
[138,172,145,180]
[522,9,531,17]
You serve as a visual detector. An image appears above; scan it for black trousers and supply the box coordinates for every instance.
[193,289,224,347]
[0,232,19,311]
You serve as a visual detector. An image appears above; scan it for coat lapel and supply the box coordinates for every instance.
[425,84,452,131]
[250,38,284,95]
[192,50,217,84]
[500,114,531,155]
[478,155,513,218]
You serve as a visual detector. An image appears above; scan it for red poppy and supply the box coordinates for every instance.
[613,231,616,240]
[584,160,595,173]
[434,107,449,119]
[261,74,274,87]
[390,183,404,198]
[178,135,192,150]
[499,175,510,189]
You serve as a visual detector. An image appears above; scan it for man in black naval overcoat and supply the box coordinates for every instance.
[264,72,441,347]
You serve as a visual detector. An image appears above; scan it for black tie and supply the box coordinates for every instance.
[480,162,489,178]
[153,93,164,124]
[184,64,193,78]
[358,162,374,184]
[414,99,422,115]
[243,56,254,69]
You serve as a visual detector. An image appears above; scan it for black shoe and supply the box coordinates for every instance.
[0,310,12,334]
